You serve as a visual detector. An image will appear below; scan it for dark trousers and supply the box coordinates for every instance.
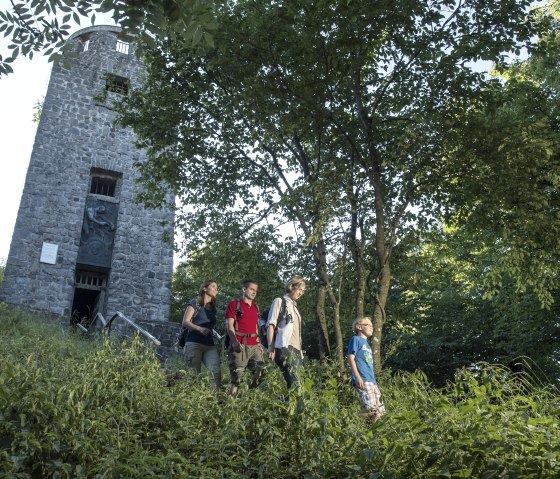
[274,346,303,388]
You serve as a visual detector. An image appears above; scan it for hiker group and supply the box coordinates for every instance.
[179,276,385,418]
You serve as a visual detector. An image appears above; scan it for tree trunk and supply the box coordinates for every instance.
[355,264,366,319]
[346,154,367,322]
[327,286,344,371]
[354,63,392,372]
[313,239,345,372]
[349,194,366,320]
[314,282,330,360]
[369,168,390,373]
[372,259,390,373]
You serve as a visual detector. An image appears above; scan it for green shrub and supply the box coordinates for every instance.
[0,311,558,478]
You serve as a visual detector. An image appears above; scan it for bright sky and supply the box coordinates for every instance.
[0,0,116,261]
[0,44,51,262]
[0,55,46,261]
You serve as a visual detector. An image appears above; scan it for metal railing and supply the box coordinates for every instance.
[77,311,161,346]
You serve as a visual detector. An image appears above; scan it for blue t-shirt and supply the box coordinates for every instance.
[185,301,217,346]
[347,335,377,385]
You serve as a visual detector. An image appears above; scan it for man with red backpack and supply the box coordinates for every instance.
[225,279,263,396]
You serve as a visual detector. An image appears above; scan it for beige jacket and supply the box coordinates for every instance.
[267,294,302,352]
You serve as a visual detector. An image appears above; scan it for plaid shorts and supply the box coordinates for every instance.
[356,382,386,414]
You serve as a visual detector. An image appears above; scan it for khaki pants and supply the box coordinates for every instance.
[228,344,264,386]
[184,341,221,388]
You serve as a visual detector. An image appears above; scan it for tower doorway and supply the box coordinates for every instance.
[71,269,108,326]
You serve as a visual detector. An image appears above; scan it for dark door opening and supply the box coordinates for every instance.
[71,288,100,326]
[71,268,108,327]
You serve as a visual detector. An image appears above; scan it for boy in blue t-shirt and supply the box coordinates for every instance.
[347,316,386,419]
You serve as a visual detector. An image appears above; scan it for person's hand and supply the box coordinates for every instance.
[268,349,275,361]
[232,340,242,353]
[356,377,365,390]
[199,327,212,336]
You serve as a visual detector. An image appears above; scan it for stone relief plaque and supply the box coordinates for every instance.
[77,197,118,268]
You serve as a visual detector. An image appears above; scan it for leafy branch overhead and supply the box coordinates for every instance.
[115,0,548,370]
[0,0,216,76]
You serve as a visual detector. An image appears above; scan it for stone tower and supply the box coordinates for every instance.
[0,25,174,324]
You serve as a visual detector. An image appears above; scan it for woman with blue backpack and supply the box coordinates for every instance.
[181,280,221,389]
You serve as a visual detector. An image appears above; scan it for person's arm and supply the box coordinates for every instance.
[348,353,364,390]
[267,323,276,360]
[226,316,241,352]
[182,304,211,336]
[266,299,281,360]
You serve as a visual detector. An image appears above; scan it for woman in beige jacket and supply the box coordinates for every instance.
[266,275,306,388]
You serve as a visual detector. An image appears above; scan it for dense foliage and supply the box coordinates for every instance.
[114,0,550,373]
[382,0,560,385]
[385,227,560,386]
[1,309,559,478]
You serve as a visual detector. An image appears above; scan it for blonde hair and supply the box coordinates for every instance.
[285,275,306,293]
[352,316,372,334]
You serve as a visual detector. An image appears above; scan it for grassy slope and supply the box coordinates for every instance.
[0,306,559,478]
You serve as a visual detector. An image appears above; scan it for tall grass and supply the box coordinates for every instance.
[1,306,558,478]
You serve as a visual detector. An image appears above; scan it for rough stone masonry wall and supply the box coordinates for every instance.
[135,319,184,363]
[0,26,174,322]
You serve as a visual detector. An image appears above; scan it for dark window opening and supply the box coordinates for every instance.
[89,168,122,198]
[90,177,116,197]
[105,74,130,95]
[80,33,91,52]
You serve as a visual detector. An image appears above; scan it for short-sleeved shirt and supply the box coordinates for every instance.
[225,298,259,346]
[347,335,377,385]
[185,302,217,346]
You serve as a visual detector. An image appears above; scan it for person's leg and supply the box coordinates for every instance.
[370,383,385,415]
[246,345,264,389]
[358,382,385,419]
[285,346,303,389]
[274,347,302,388]
[274,347,290,386]
[184,342,203,373]
[202,344,222,389]
[227,346,247,396]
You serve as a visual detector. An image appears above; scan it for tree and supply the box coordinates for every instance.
[0,0,216,76]
[170,223,287,323]
[116,0,537,371]
[379,0,560,385]
[441,0,560,309]
[385,224,560,385]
